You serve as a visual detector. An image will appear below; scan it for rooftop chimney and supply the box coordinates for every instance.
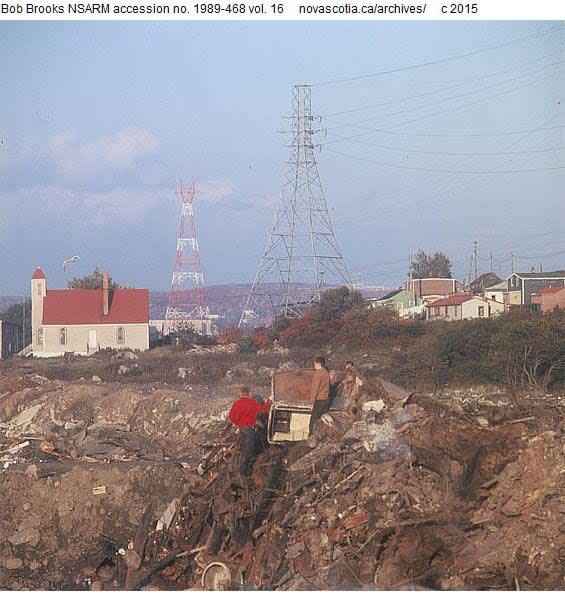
[102,272,110,316]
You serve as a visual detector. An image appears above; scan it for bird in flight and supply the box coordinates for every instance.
[63,255,80,271]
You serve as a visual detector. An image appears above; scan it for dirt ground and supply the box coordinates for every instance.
[0,346,563,591]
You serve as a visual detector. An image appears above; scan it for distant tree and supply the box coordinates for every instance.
[67,267,122,290]
[410,250,452,279]
[237,336,257,354]
[315,286,364,322]
[1,300,31,345]
[252,327,273,349]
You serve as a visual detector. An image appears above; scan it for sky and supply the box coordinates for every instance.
[1,20,564,295]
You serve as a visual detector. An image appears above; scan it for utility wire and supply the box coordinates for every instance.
[321,46,564,119]
[326,142,565,158]
[312,25,562,86]
[321,124,565,140]
[324,61,562,147]
[323,50,564,129]
[326,147,565,174]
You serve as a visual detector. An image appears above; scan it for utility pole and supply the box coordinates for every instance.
[467,255,473,288]
[473,240,478,281]
[240,84,351,326]
[22,296,25,350]
[510,252,515,274]
[490,251,493,274]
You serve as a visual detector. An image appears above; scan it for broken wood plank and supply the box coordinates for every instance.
[156,498,178,531]
[125,508,152,591]
[343,512,371,530]
[507,417,536,425]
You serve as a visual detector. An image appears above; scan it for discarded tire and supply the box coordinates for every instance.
[201,562,233,591]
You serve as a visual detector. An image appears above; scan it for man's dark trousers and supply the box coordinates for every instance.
[309,399,329,435]
[239,426,258,476]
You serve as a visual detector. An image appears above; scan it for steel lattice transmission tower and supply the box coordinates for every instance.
[239,84,351,326]
[165,180,210,327]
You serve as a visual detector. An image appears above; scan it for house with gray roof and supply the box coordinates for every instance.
[506,271,565,308]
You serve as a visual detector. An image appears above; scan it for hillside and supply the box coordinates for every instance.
[150,284,393,326]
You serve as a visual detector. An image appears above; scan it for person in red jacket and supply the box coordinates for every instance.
[229,386,272,477]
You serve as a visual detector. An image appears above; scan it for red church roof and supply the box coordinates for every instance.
[42,289,149,325]
[426,294,474,307]
[32,267,46,279]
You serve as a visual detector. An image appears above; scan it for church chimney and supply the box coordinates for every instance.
[103,272,109,316]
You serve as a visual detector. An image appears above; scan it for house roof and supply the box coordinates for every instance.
[425,294,474,307]
[42,289,149,325]
[378,289,403,301]
[32,267,46,280]
[486,281,507,291]
[534,286,565,296]
[471,272,502,290]
[511,271,565,279]
[410,277,455,282]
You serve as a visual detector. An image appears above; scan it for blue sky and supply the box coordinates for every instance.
[1,21,564,295]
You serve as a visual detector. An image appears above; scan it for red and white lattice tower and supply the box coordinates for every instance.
[165,180,209,326]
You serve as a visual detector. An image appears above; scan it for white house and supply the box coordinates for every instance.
[483,280,507,305]
[426,294,504,321]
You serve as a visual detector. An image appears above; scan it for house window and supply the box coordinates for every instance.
[116,327,125,344]
[510,276,517,288]
[36,283,42,295]
[59,328,67,346]
[444,306,448,315]
[434,307,440,316]
[36,328,43,345]
[478,306,485,317]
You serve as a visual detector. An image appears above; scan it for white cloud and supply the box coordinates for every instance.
[0,185,171,227]
[48,127,159,182]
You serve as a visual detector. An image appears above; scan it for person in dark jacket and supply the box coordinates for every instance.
[229,386,271,477]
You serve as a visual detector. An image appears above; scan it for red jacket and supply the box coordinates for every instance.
[229,397,271,428]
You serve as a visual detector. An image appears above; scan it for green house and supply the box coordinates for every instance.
[369,289,423,315]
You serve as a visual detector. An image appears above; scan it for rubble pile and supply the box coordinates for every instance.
[0,362,562,591]
[0,370,247,590]
[132,383,563,591]
[0,374,241,469]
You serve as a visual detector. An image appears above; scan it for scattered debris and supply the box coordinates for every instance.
[0,351,561,591]
[155,499,179,532]
[6,441,30,454]
[362,399,385,412]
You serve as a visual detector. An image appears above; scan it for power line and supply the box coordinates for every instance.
[321,124,565,140]
[324,61,562,147]
[312,25,562,86]
[323,52,564,131]
[326,147,565,175]
[326,141,565,158]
